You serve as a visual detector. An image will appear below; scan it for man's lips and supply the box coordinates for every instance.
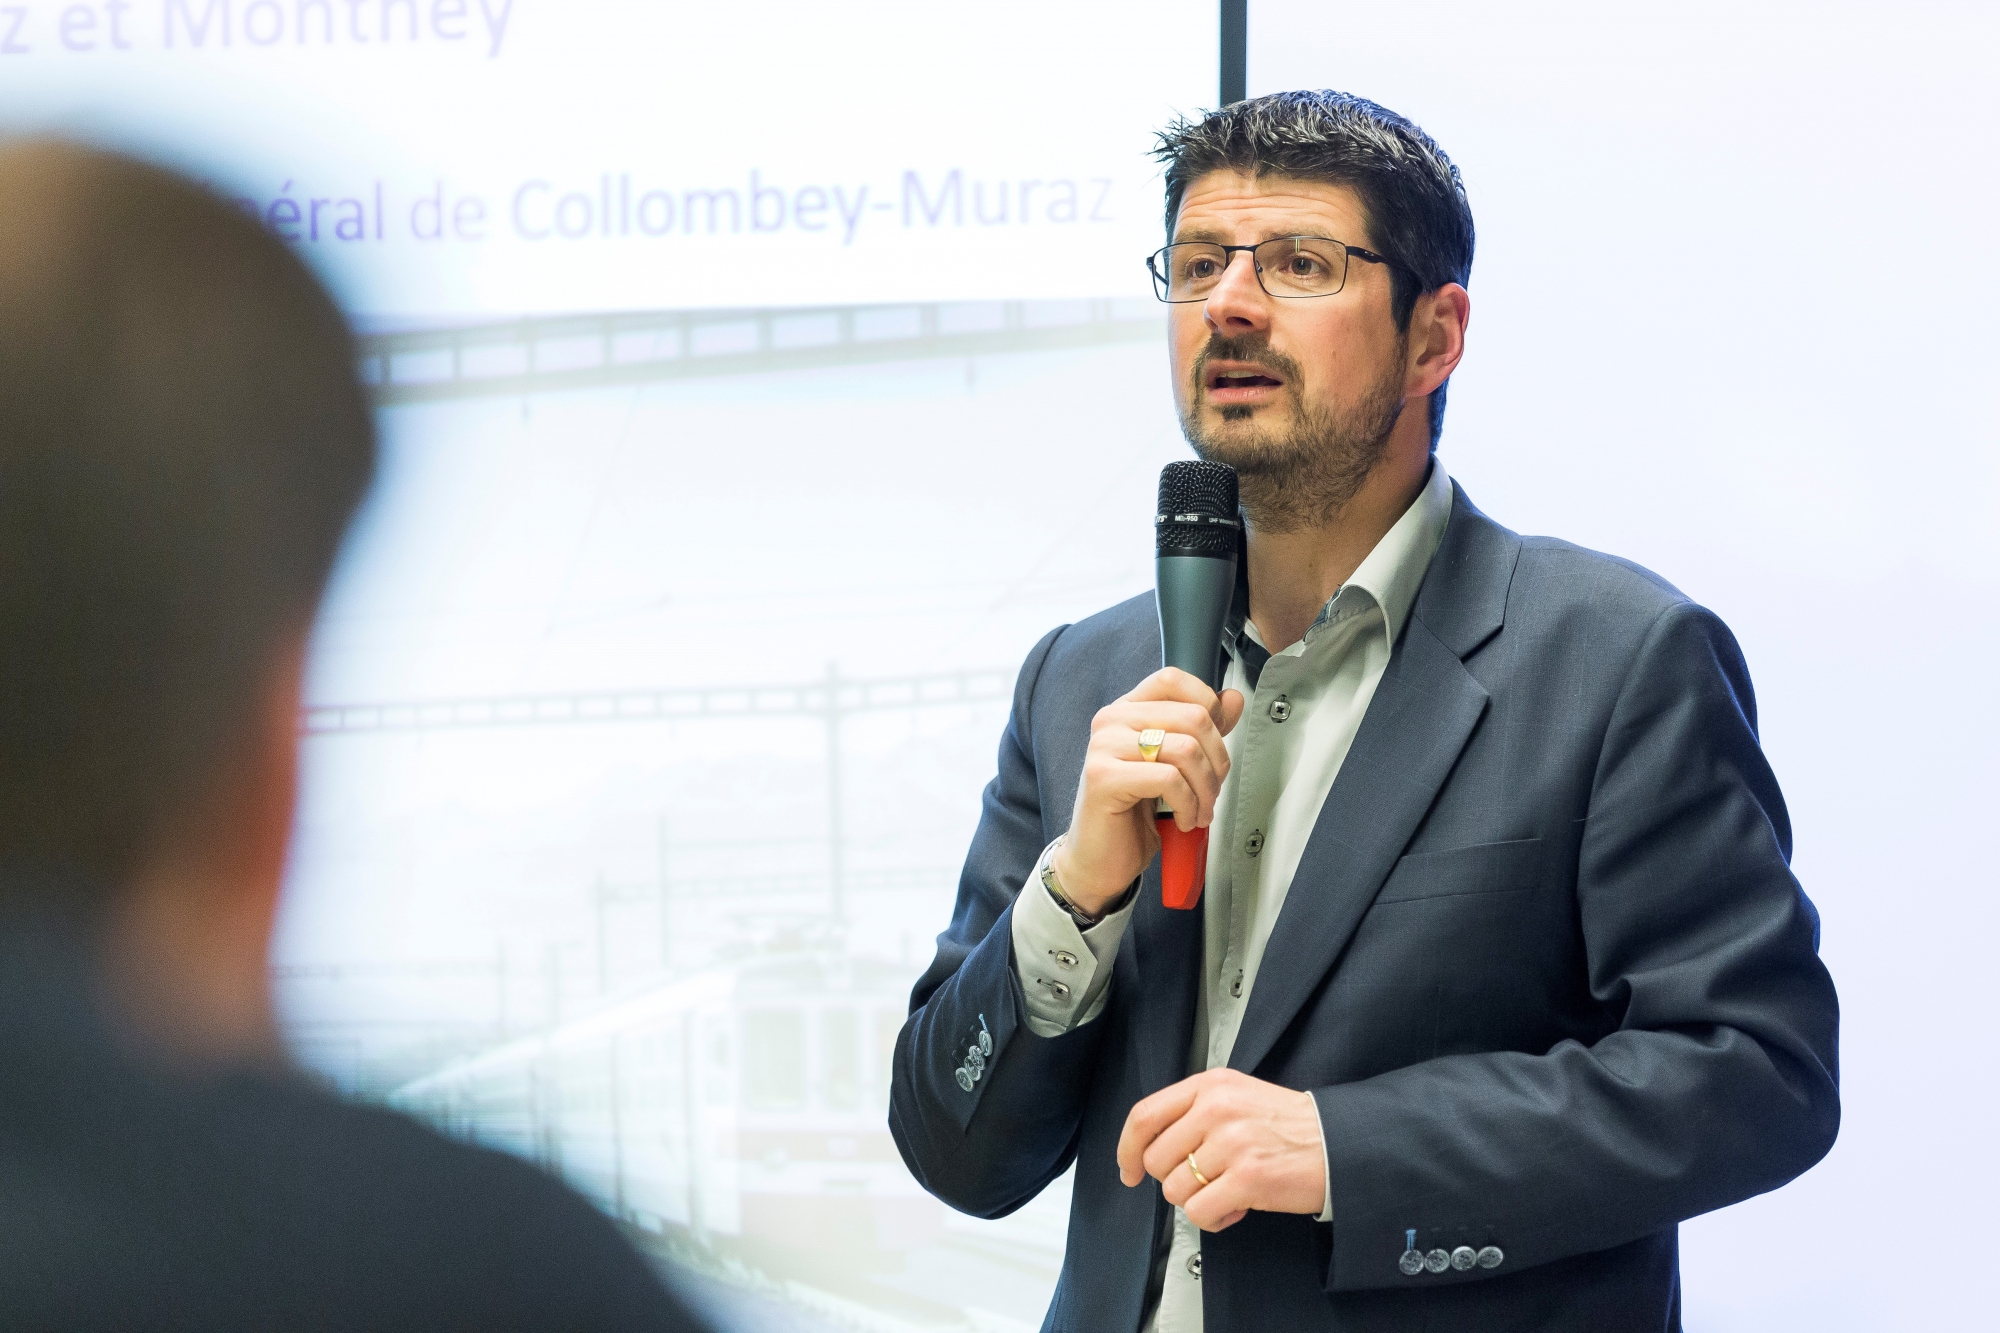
[1203,360,1286,405]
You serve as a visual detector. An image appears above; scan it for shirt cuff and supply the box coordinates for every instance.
[1009,839,1137,1037]
[1308,1089,1333,1223]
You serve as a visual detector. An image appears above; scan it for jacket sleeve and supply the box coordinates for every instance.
[1314,600,1841,1291]
[887,624,1113,1219]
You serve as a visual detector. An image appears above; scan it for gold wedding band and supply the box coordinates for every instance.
[1137,728,1166,763]
[1186,1152,1209,1187]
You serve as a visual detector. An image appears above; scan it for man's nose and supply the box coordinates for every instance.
[1203,252,1270,336]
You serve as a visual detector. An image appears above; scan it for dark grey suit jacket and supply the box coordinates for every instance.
[888,485,1839,1333]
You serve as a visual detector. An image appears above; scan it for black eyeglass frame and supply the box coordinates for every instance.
[1144,236,1405,303]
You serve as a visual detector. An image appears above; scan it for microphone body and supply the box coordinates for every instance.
[1153,462,1240,910]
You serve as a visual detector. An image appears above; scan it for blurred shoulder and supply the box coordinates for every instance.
[219,1075,707,1329]
[241,1075,620,1236]
[0,1026,707,1331]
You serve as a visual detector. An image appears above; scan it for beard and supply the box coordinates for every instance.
[1178,333,1407,535]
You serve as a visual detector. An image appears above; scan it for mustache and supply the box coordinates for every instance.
[1192,334,1304,387]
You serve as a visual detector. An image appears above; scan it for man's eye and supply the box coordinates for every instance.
[1187,258,1219,279]
[1288,255,1322,275]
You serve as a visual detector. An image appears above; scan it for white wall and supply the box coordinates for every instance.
[1250,3,1999,1327]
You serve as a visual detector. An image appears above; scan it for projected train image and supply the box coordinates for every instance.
[391,942,935,1262]
[280,300,1170,1328]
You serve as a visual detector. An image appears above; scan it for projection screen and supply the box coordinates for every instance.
[2,4,1215,1327]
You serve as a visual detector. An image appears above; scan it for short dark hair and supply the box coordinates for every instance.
[1153,90,1475,448]
[0,142,375,899]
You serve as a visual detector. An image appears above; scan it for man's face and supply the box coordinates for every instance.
[1167,170,1411,528]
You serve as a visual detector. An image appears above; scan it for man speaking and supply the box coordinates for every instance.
[888,91,1839,1331]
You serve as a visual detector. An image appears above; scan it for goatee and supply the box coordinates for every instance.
[1179,334,1406,534]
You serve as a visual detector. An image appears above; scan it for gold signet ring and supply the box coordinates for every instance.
[1137,728,1166,763]
[1187,1153,1209,1187]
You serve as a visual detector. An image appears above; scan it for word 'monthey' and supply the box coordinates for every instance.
[0,0,517,59]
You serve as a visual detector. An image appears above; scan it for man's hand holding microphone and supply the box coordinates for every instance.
[1058,668,1324,1232]
[1045,666,1242,918]
[1042,461,1328,1233]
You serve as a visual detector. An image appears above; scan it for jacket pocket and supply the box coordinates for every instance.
[1373,836,1543,904]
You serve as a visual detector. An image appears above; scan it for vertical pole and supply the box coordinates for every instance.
[545,941,563,1030]
[608,1042,627,1218]
[681,1012,706,1245]
[824,661,846,927]
[497,940,509,1040]
[594,873,609,994]
[528,1063,545,1166]
[1220,0,1248,105]
[658,814,673,975]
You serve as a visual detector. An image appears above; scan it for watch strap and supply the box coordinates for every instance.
[1040,839,1136,929]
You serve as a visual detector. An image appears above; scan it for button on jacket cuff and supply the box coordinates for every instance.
[1308,1089,1334,1222]
[1010,839,1135,1037]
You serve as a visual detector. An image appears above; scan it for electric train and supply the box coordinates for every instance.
[392,941,957,1269]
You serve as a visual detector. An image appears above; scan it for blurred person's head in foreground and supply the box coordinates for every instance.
[0,139,374,1061]
[0,142,708,1332]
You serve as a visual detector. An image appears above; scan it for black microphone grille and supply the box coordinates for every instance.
[1156,461,1239,557]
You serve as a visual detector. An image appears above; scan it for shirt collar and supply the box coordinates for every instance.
[1225,459,1454,661]
[1338,456,1454,647]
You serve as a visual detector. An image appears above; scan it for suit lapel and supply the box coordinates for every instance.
[1225,487,1519,1077]
[1226,618,1487,1075]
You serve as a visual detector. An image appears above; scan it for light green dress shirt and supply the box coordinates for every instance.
[1010,461,1454,1333]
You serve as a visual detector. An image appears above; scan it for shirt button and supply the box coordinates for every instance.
[955,1067,974,1092]
[1477,1246,1504,1269]
[1399,1248,1425,1276]
[1424,1249,1450,1274]
[1229,972,1243,998]
[1267,696,1291,722]
[1185,1252,1202,1279]
[1051,949,1079,969]
[1038,978,1070,999]
[1450,1246,1477,1271]
[966,1046,985,1074]
[1245,829,1264,857]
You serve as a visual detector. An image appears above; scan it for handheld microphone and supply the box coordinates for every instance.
[1154,461,1240,910]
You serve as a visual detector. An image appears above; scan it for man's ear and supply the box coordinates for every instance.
[247,625,310,890]
[1405,283,1470,400]
[133,623,308,908]
[106,624,311,1064]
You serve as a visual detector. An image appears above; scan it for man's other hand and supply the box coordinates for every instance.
[1049,668,1244,915]
[1116,1069,1325,1232]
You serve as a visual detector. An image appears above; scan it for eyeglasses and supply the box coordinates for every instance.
[1145,236,1398,303]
